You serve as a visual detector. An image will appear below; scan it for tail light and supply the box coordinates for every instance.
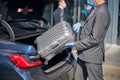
[28,8,33,12]
[8,54,43,69]
[17,8,33,13]
[17,8,24,12]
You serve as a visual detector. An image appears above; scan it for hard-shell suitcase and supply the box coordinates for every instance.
[35,21,74,61]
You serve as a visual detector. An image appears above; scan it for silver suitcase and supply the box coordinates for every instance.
[35,21,74,61]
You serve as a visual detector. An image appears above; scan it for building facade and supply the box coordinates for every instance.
[106,0,119,47]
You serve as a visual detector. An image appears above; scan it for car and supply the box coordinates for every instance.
[0,0,76,80]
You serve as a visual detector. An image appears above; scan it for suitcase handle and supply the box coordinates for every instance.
[51,44,59,49]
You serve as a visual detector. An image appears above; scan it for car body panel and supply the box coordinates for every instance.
[0,39,36,55]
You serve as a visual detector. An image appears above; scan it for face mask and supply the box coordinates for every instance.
[63,3,66,8]
[87,0,96,7]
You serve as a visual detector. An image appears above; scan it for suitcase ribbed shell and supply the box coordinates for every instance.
[35,21,74,61]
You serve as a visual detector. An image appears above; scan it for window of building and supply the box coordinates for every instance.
[117,1,120,45]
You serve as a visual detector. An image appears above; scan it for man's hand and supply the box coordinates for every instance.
[87,0,96,7]
[65,42,75,48]
[73,23,81,33]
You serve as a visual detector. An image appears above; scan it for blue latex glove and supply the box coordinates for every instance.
[73,23,81,33]
[81,9,91,14]
[65,42,75,48]
[87,0,96,7]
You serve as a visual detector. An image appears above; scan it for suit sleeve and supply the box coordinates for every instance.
[75,12,110,51]
[53,8,63,24]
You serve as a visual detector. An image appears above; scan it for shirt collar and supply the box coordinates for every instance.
[59,6,64,10]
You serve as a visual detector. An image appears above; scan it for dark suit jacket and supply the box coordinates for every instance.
[53,7,65,24]
[75,4,110,64]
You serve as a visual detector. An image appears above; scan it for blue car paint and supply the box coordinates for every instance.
[0,39,36,55]
[0,39,37,80]
[0,53,33,80]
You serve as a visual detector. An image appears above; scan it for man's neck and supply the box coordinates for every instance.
[97,1,105,6]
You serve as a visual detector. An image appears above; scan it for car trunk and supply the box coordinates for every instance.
[0,0,50,45]
[0,0,75,79]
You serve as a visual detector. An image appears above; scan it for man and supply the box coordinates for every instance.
[53,0,66,24]
[65,0,110,80]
